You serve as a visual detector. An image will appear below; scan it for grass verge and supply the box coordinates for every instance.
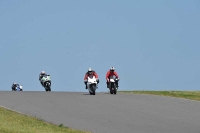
[0,106,89,133]
[119,91,200,101]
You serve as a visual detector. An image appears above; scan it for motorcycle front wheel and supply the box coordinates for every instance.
[113,83,117,94]
[92,84,96,95]
[45,82,51,91]
[90,84,96,95]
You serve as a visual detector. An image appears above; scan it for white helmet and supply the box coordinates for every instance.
[88,67,92,72]
[41,71,45,75]
[110,67,115,71]
[88,67,93,74]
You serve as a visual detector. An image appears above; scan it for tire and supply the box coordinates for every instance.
[113,83,117,94]
[47,86,51,91]
[48,82,51,91]
[45,87,48,91]
[113,89,117,94]
[47,87,51,91]
[91,84,96,95]
[110,83,114,94]
[45,82,51,91]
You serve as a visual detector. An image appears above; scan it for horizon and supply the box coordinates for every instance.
[1,0,200,92]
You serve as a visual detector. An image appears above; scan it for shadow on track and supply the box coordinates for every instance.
[103,92,110,94]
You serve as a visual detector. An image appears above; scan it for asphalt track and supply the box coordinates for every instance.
[0,91,200,133]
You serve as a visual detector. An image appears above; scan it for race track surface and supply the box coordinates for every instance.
[0,91,200,133]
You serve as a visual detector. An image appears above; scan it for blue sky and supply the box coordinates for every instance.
[0,0,200,92]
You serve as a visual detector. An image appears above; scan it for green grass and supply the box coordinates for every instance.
[0,106,90,133]
[120,91,200,101]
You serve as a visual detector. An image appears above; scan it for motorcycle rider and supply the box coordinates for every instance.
[11,82,19,91]
[84,67,99,89]
[106,67,120,89]
[39,71,51,87]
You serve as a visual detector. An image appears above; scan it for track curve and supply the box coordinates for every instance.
[0,91,200,133]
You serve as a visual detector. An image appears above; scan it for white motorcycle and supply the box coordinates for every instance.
[13,85,23,91]
[109,75,118,94]
[41,75,51,91]
[87,75,98,95]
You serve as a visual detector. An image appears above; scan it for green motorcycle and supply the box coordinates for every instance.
[41,75,51,91]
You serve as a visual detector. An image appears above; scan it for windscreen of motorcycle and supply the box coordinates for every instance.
[110,75,116,79]
[89,75,94,78]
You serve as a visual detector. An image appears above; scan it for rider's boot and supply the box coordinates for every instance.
[40,81,44,87]
[116,82,119,89]
[106,82,109,88]
[84,82,87,89]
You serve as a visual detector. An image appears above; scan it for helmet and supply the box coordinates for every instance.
[41,71,45,75]
[88,67,93,75]
[110,67,115,71]
[88,67,92,72]
[13,82,16,85]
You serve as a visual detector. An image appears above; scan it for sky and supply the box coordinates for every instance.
[0,0,200,92]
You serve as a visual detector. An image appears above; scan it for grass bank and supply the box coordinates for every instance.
[120,91,200,101]
[0,106,89,133]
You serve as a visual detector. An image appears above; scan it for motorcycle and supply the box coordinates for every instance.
[87,75,98,95]
[13,85,23,91]
[41,75,51,91]
[109,75,118,94]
